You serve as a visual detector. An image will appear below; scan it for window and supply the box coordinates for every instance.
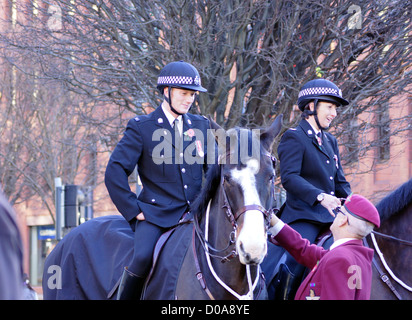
[377,107,390,162]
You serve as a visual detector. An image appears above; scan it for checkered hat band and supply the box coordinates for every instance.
[298,87,340,98]
[157,76,199,86]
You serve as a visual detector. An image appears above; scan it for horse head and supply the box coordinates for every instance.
[210,115,283,265]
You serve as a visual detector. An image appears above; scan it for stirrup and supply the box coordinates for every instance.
[116,267,145,300]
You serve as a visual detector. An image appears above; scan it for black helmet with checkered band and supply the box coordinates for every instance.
[297,79,349,111]
[157,61,207,93]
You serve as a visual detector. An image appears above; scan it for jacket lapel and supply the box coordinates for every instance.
[299,120,332,159]
[154,106,176,148]
[320,132,335,160]
[182,114,195,150]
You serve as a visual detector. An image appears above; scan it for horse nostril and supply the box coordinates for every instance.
[239,242,251,263]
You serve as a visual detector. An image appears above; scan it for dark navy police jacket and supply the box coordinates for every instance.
[105,106,211,229]
[277,119,351,225]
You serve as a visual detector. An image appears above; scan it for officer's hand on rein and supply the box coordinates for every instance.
[137,212,145,221]
[320,194,341,218]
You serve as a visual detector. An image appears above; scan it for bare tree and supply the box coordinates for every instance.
[0,0,410,210]
[0,53,104,220]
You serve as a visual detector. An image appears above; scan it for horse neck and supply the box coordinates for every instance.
[378,207,412,241]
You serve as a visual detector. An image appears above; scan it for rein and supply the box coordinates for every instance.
[202,200,260,300]
[372,230,412,247]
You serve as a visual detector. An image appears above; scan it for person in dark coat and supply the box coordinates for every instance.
[0,187,23,300]
[269,194,380,300]
[105,61,212,299]
[274,79,352,299]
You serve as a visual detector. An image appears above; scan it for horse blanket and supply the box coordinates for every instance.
[42,215,193,300]
[43,215,134,299]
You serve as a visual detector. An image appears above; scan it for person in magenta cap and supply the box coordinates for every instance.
[268,194,380,300]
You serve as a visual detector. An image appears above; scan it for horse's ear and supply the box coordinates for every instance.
[208,116,223,131]
[261,114,283,152]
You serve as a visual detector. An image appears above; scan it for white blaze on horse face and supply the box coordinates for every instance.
[231,158,267,265]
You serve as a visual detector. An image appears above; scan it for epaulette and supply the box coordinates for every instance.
[134,116,140,122]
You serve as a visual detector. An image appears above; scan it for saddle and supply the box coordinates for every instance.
[107,215,193,299]
[142,219,194,299]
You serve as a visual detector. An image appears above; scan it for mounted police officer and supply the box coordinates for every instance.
[274,79,352,299]
[105,61,211,299]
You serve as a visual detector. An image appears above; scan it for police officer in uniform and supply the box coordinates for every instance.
[274,79,352,299]
[105,61,211,299]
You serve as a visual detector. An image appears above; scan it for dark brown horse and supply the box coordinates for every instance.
[43,115,283,300]
[144,116,283,299]
[369,178,412,300]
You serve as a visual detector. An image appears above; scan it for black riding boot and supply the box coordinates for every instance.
[273,263,298,300]
[116,267,145,300]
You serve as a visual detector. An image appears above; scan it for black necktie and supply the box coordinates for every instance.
[173,118,181,137]
[316,132,322,146]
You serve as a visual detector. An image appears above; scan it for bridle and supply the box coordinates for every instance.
[192,155,275,300]
[194,157,275,263]
[220,171,273,235]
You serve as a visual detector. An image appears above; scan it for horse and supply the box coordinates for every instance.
[42,115,283,300]
[369,178,412,300]
[262,178,412,300]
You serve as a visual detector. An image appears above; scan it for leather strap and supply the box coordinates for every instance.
[192,226,215,300]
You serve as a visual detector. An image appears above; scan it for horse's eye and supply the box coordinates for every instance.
[224,174,231,183]
[269,175,275,183]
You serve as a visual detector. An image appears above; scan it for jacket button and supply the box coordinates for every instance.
[151,199,155,202]
[329,176,333,180]
[184,185,188,189]
[181,168,186,173]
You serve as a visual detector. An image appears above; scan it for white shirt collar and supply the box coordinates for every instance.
[329,238,357,251]
[161,103,182,127]
[308,121,321,136]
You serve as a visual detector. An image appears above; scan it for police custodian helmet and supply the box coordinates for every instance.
[297,79,349,111]
[157,61,207,93]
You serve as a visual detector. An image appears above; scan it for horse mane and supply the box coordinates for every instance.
[191,126,260,220]
[191,163,221,220]
[375,178,412,222]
